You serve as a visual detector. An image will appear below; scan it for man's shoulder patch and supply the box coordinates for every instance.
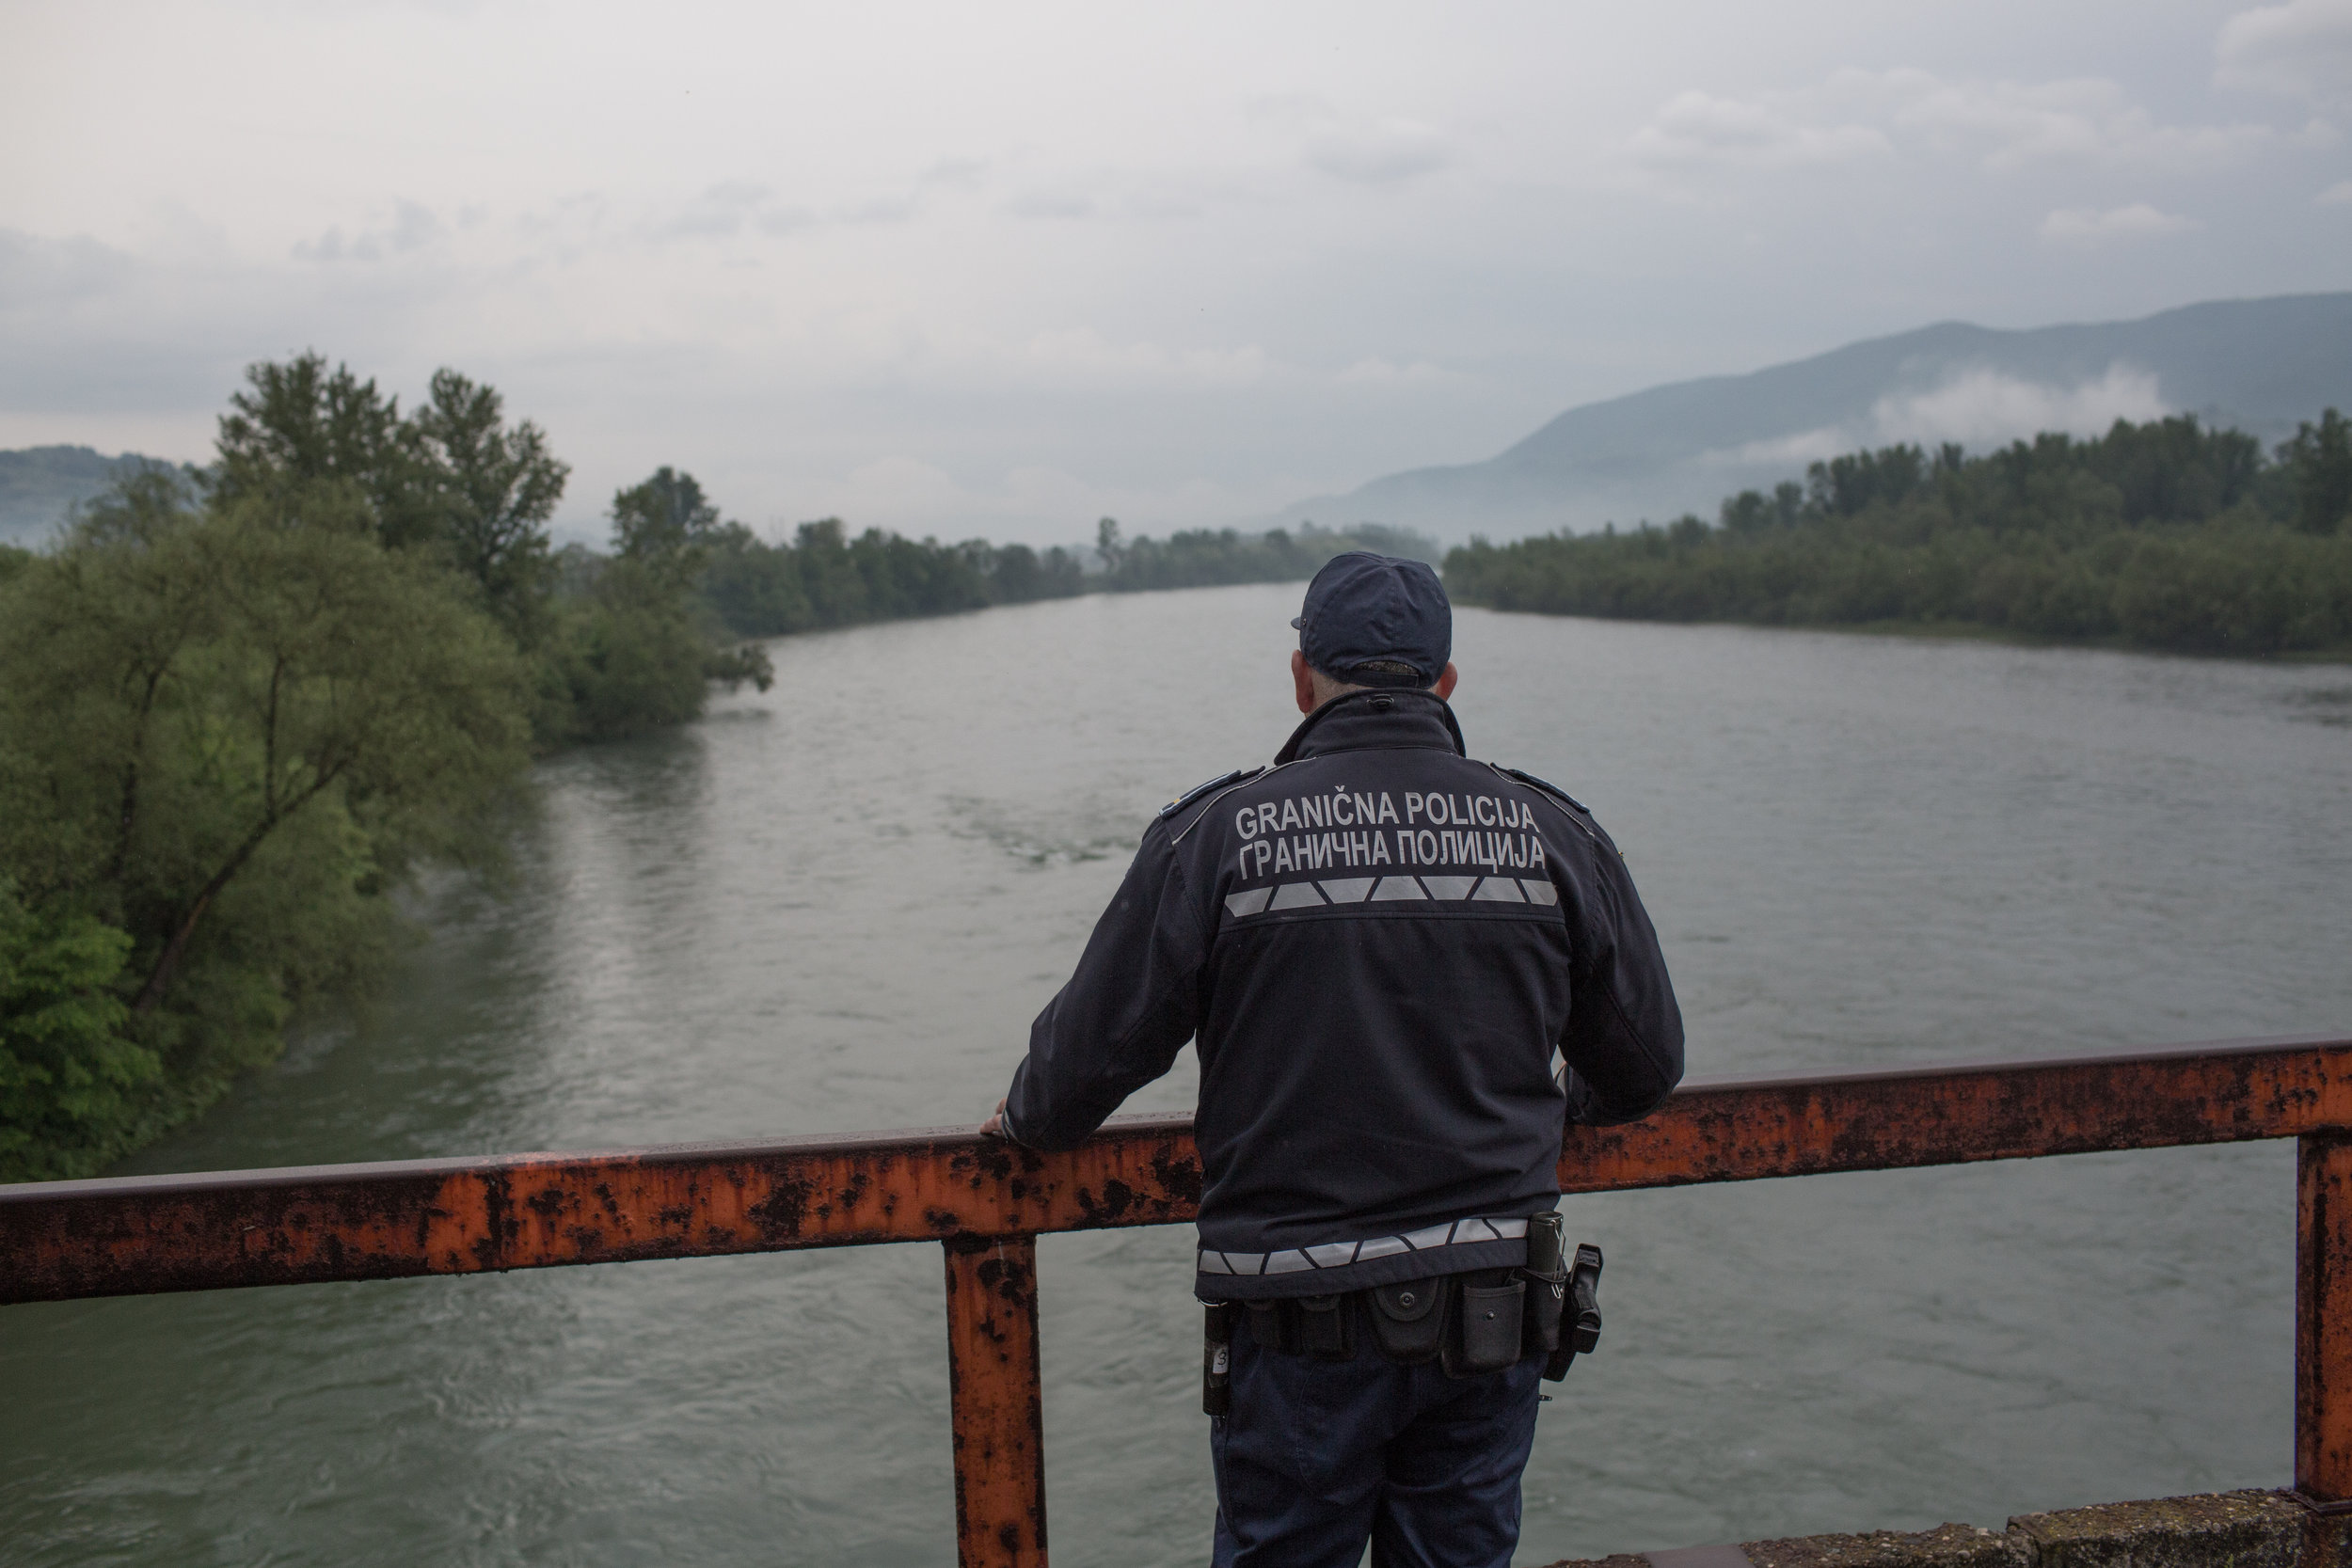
[1160,766,1265,819]
[1494,766,1590,816]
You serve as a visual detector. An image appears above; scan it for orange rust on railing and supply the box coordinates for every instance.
[6,1032,2352,1564]
[945,1235,1048,1568]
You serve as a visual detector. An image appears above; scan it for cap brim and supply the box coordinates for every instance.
[1289,616,1306,630]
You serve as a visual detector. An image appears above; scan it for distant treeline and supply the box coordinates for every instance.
[1092,517,1435,595]
[693,514,1435,638]
[1444,410,2352,656]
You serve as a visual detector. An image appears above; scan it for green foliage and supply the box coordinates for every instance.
[0,464,533,1176]
[543,566,725,742]
[1444,411,2352,657]
[532,467,776,743]
[0,879,151,1180]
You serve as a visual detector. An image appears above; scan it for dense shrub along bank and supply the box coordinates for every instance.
[0,353,784,1178]
[1443,410,2352,656]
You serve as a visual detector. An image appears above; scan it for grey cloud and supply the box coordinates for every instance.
[838,198,916,226]
[294,199,445,263]
[2217,0,2352,104]
[660,182,814,240]
[1626,69,2285,187]
[1004,190,1097,220]
[1628,90,1892,169]
[0,228,139,307]
[2040,202,2201,245]
[919,158,988,191]
[1304,121,1454,186]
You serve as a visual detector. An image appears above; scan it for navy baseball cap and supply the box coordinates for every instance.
[1291,551,1452,688]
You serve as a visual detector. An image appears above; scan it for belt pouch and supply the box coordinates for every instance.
[1296,1293,1353,1361]
[1445,1277,1526,1377]
[1367,1277,1447,1364]
[1202,1303,1232,1417]
[1247,1301,1300,1356]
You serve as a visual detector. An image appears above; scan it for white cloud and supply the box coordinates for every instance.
[1707,365,2171,467]
[2320,178,2352,201]
[2217,0,2352,105]
[2040,202,2200,245]
[1871,364,2169,445]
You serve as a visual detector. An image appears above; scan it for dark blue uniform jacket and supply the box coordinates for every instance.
[1001,690,1685,1301]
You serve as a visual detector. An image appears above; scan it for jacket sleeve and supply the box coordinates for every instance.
[1001,825,1210,1150]
[1557,830,1686,1127]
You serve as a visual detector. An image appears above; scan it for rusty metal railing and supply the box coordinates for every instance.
[7,1033,2352,1563]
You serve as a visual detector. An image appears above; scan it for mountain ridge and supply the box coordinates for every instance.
[1272,293,2352,542]
[0,445,199,545]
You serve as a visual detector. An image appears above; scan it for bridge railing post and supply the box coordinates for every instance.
[2299,1134,2352,1504]
[943,1234,1048,1568]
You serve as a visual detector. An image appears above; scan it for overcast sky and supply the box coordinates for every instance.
[4,1,2349,543]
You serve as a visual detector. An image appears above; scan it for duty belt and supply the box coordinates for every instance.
[1200,1215,1603,1415]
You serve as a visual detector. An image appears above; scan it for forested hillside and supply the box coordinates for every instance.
[1444,410,2352,656]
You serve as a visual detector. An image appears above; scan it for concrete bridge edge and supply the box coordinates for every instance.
[1539,1489,2352,1568]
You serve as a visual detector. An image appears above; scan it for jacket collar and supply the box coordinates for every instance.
[1273,689,1467,765]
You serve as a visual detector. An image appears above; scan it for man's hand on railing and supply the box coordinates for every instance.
[978,1098,1009,1139]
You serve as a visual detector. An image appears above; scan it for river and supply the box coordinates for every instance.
[5,584,2351,1566]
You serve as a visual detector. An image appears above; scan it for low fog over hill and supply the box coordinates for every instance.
[1272,293,2352,544]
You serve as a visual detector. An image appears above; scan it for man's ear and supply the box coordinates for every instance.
[1291,650,1318,715]
[1434,662,1458,700]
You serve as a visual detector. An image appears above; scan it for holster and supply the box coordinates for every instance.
[1544,1243,1604,1381]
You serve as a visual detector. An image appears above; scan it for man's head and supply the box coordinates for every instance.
[1289,551,1459,714]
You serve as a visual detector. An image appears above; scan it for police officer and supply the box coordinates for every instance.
[980,552,1685,1568]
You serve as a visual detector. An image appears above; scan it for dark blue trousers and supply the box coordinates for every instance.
[1209,1313,1542,1568]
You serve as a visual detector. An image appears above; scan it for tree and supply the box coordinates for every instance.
[611,466,723,586]
[2281,409,2352,535]
[212,352,439,548]
[0,482,531,1018]
[409,369,570,636]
